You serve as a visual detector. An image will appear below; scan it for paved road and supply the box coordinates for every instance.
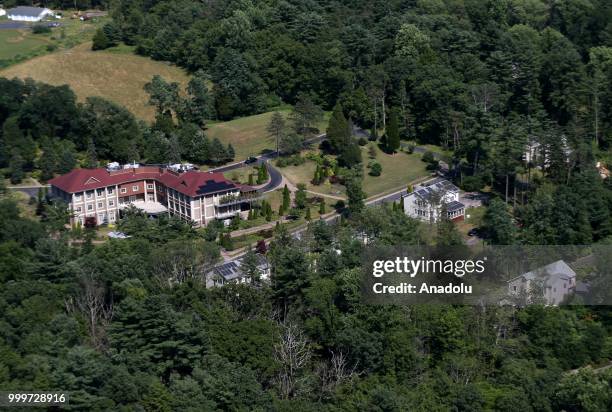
[210,133,326,193]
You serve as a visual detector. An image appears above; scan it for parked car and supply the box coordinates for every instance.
[245,156,258,164]
[468,228,480,237]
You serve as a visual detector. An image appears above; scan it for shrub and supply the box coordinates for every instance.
[32,25,52,34]
[357,137,368,146]
[369,162,382,176]
[406,142,416,154]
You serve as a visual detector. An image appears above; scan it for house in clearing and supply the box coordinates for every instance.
[507,260,577,306]
[205,255,270,288]
[7,6,53,22]
[402,178,465,223]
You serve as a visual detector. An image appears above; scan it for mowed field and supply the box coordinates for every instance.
[0,42,190,120]
[0,29,50,60]
[279,144,429,198]
[207,110,330,161]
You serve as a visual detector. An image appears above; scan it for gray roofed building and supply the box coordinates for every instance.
[7,6,53,22]
[206,254,270,288]
[402,178,465,222]
[507,260,577,305]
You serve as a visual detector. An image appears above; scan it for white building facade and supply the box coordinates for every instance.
[402,178,465,223]
[7,6,53,22]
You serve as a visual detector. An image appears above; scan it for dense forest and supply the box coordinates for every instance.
[1,197,611,410]
[1,0,612,410]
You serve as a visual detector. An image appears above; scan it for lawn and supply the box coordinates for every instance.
[0,42,190,120]
[279,144,429,199]
[0,29,50,61]
[207,110,330,162]
[0,16,104,65]
[223,166,260,185]
[362,144,429,197]
[280,158,346,198]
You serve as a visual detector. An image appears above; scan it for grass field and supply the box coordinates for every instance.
[0,29,50,61]
[207,110,330,161]
[279,144,429,198]
[362,144,428,197]
[1,42,190,120]
[0,17,104,64]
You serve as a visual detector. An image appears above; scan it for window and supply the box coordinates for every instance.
[147,194,155,202]
[86,191,93,199]
[97,201,103,208]
[107,187,114,195]
[97,189,104,196]
[109,212,115,222]
[87,204,93,211]
[132,185,138,192]
[108,199,115,206]
[147,184,154,190]
[76,206,82,213]
[120,188,127,194]
[74,193,82,201]
[98,213,106,223]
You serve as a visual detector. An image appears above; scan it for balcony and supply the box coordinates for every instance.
[217,193,263,207]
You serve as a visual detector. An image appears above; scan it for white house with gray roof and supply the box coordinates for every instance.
[205,255,270,288]
[402,178,465,223]
[7,6,52,22]
[507,260,576,305]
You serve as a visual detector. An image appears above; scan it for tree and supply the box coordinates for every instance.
[319,199,325,215]
[483,199,516,244]
[305,207,311,221]
[395,23,432,60]
[257,163,269,184]
[369,162,382,176]
[144,75,181,117]
[240,247,261,283]
[9,151,24,184]
[290,94,323,136]
[182,70,213,126]
[436,206,463,246]
[386,109,400,153]
[267,112,286,156]
[346,175,365,214]
[327,103,350,154]
[295,184,307,209]
[92,28,110,50]
[274,322,312,399]
[282,185,291,211]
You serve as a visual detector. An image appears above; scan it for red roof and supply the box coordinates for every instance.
[49,166,244,197]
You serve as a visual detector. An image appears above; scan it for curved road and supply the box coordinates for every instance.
[209,133,326,193]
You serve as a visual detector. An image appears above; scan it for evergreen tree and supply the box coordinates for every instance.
[319,199,325,215]
[226,144,235,163]
[282,185,291,211]
[92,28,110,50]
[305,207,311,221]
[327,103,350,154]
[240,247,261,283]
[295,184,307,209]
[39,143,58,181]
[9,152,24,184]
[346,175,365,214]
[386,109,400,153]
[267,111,286,156]
[483,199,516,244]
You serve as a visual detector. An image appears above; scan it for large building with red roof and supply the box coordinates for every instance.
[49,164,258,227]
